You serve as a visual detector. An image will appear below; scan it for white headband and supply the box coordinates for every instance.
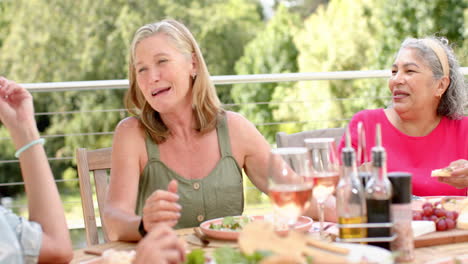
[422,39,450,78]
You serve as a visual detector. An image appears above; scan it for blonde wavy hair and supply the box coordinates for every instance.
[125,19,222,143]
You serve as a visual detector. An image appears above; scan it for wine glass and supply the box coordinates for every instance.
[305,138,340,239]
[268,147,313,230]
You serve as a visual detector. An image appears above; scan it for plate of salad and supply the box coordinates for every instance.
[199,215,313,240]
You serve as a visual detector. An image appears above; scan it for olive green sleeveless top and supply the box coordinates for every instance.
[136,114,244,228]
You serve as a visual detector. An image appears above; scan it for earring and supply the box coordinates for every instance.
[192,73,197,80]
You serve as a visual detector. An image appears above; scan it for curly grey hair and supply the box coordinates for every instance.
[399,36,467,119]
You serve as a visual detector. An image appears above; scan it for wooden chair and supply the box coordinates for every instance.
[76,147,112,246]
[276,127,345,148]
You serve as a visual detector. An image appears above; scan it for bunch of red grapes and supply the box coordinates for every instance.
[412,201,459,231]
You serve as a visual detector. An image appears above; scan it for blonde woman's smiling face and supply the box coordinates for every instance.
[134,33,195,114]
[389,48,440,116]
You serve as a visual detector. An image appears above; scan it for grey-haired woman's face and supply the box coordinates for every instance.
[389,48,441,115]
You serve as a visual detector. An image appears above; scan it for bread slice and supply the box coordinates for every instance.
[431,168,453,177]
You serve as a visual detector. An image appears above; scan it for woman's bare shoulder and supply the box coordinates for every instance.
[117,116,140,128]
[225,111,266,144]
[114,116,145,139]
[225,111,254,129]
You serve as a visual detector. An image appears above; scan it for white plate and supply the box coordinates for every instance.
[200,215,313,240]
[335,243,394,264]
[206,243,393,264]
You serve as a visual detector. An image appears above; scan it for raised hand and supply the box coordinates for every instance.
[0,77,39,149]
[142,180,182,231]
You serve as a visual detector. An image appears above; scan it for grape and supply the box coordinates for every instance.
[446,211,455,220]
[453,211,459,221]
[422,202,433,210]
[446,218,456,230]
[412,211,423,221]
[413,201,458,232]
[423,206,433,217]
[434,208,446,218]
[436,219,448,231]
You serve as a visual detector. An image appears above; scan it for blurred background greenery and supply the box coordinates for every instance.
[0,0,466,247]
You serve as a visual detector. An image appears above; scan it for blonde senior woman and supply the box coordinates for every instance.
[103,19,270,241]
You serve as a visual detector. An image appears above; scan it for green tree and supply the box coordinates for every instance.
[231,5,300,143]
[0,0,14,48]
[0,0,263,193]
[274,0,330,18]
[281,0,383,136]
[365,0,467,68]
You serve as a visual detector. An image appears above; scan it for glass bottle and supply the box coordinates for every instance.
[389,172,414,262]
[365,123,392,249]
[336,128,367,241]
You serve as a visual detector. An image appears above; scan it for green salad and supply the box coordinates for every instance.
[209,216,253,231]
[184,248,313,264]
[184,247,272,264]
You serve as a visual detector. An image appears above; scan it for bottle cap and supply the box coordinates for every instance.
[371,123,386,167]
[341,128,355,166]
[388,172,412,204]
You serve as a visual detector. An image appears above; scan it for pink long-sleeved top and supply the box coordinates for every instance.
[338,108,468,196]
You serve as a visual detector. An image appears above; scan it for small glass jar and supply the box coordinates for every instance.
[389,172,414,263]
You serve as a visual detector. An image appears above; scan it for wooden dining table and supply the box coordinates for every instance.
[71,226,468,264]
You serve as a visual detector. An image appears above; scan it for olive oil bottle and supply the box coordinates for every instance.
[336,129,367,241]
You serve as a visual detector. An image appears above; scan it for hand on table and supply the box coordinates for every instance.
[142,180,181,231]
[134,225,186,264]
[438,159,468,189]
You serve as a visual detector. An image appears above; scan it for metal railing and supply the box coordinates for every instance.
[19,68,468,91]
[1,68,467,228]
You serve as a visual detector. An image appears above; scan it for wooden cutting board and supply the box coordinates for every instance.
[415,228,468,248]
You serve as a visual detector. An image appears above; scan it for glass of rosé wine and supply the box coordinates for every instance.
[305,138,340,239]
[268,147,313,230]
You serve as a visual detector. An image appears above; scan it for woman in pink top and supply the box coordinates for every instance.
[339,37,468,196]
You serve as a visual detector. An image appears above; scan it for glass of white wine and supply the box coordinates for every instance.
[305,138,340,239]
[268,147,313,230]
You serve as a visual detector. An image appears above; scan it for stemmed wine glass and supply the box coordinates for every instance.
[305,138,340,239]
[268,147,313,230]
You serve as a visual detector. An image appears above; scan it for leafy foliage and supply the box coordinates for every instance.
[232,4,300,142]
[287,0,385,136]
[0,0,262,194]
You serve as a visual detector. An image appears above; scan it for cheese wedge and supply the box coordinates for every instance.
[457,207,468,230]
[412,220,436,237]
[431,168,453,177]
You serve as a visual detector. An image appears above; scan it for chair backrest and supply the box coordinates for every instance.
[76,147,112,246]
[276,127,345,148]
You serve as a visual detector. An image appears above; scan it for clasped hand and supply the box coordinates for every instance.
[142,180,182,232]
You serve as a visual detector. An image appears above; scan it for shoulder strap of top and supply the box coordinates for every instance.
[144,132,160,160]
[217,113,233,157]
